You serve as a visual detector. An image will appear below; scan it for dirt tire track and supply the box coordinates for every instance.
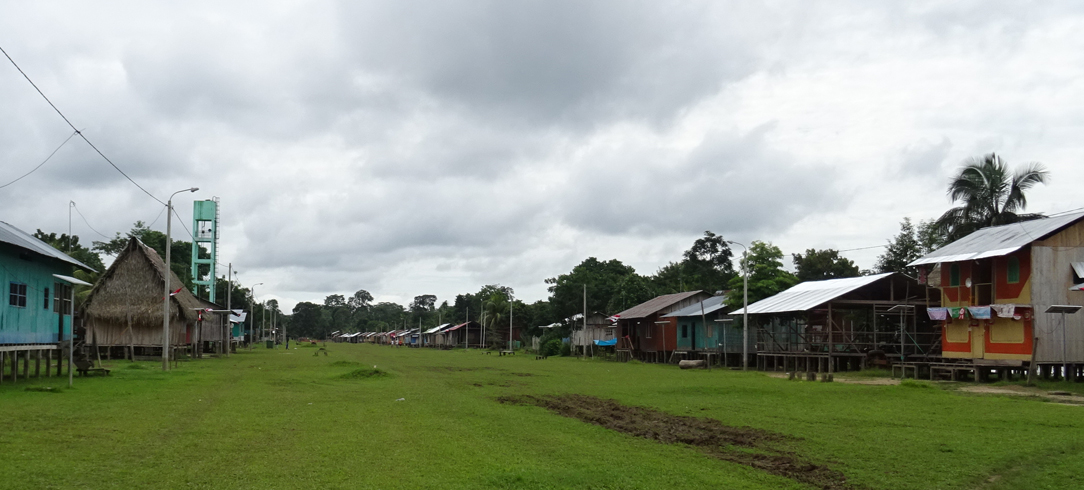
[499,394,856,490]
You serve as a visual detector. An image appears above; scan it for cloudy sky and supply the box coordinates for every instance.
[2,1,1083,311]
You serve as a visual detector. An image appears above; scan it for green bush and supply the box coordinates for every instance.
[559,341,572,357]
[540,339,562,357]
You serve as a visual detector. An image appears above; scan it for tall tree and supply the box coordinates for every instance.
[347,290,373,311]
[876,218,930,276]
[652,231,736,295]
[546,258,636,317]
[32,230,105,271]
[933,153,1049,241]
[724,241,798,311]
[792,249,860,282]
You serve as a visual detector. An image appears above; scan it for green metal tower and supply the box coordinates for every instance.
[191,198,219,302]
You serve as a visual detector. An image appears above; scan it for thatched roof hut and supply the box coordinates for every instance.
[82,237,203,348]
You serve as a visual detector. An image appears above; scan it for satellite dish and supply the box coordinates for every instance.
[965,278,973,288]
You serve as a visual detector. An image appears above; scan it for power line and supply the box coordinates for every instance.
[71,202,112,240]
[0,45,165,206]
[838,244,887,252]
[0,130,78,190]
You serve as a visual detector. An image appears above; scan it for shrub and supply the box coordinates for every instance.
[540,339,562,357]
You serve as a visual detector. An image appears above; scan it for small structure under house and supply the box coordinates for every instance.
[614,291,711,362]
[909,211,1084,381]
[738,272,941,374]
[81,237,205,360]
[662,294,750,366]
[0,221,95,382]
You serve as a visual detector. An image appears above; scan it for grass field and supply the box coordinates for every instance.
[2,344,1083,489]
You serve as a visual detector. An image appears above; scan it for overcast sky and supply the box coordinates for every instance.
[2,1,1083,311]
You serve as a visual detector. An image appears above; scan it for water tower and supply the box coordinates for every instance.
[190,198,219,302]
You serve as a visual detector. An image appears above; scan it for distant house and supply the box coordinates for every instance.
[736,272,939,373]
[435,321,481,348]
[614,291,711,362]
[661,295,749,366]
[568,313,616,355]
[82,237,215,360]
[909,211,1084,379]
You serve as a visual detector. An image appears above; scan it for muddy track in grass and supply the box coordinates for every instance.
[499,394,856,490]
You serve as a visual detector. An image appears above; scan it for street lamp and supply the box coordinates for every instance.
[251,284,264,344]
[251,283,263,345]
[507,291,514,352]
[162,187,198,371]
[727,241,749,371]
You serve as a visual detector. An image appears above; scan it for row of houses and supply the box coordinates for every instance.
[1,222,245,381]
[332,321,485,348]
[602,211,1084,380]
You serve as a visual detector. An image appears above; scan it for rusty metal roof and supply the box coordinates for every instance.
[733,273,895,315]
[909,212,1084,266]
[615,290,705,319]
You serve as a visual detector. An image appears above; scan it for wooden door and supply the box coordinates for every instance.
[971,323,985,358]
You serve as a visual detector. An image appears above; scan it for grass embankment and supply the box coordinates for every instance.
[1,344,1082,489]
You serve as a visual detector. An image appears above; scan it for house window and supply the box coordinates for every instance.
[950,264,961,287]
[682,325,688,338]
[9,282,27,308]
[43,287,50,309]
[1007,257,1020,284]
[53,283,71,313]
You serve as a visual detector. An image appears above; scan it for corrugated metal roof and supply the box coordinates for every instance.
[615,291,705,319]
[0,221,94,271]
[424,323,450,334]
[663,295,728,318]
[909,212,1084,266]
[732,273,895,315]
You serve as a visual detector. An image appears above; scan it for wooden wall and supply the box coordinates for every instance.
[1032,244,1084,362]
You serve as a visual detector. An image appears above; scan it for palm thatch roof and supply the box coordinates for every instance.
[82,237,201,325]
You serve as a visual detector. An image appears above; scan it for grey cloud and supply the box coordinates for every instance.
[558,125,844,237]
[897,137,952,177]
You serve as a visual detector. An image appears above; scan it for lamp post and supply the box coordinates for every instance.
[162,187,199,371]
[251,284,264,344]
[507,291,514,352]
[251,283,263,346]
[727,241,749,370]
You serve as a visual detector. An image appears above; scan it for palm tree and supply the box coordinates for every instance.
[933,153,1049,241]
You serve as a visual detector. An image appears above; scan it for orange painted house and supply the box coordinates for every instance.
[910,212,1084,365]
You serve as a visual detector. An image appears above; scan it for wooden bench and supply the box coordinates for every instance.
[499,350,515,356]
[74,359,110,377]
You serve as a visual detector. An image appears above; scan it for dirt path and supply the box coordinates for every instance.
[765,372,901,385]
[500,393,856,490]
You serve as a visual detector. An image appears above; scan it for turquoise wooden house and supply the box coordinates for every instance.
[663,294,752,365]
[0,221,94,346]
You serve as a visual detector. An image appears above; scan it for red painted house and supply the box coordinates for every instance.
[614,291,711,362]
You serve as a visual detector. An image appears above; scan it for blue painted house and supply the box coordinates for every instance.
[663,295,753,365]
[0,221,94,346]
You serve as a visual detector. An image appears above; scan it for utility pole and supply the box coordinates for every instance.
[583,284,588,358]
[465,307,469,350]
[225,263,232,358]
[508,292,514,352]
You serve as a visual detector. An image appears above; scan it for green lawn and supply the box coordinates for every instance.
[2,344,1082,489]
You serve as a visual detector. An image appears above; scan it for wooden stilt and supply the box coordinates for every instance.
[45,350,51,377]
[12,350,18,382]
[34,350,41,378]
[23,350,29,378]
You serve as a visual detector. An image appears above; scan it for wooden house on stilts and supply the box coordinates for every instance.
[737,273,941,374]
[82,237,220,360]
[909,211,1084,381]
[614,291,711,362]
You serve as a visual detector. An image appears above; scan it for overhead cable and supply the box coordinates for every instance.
[0,44,165,206]
[0,130,78,190]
